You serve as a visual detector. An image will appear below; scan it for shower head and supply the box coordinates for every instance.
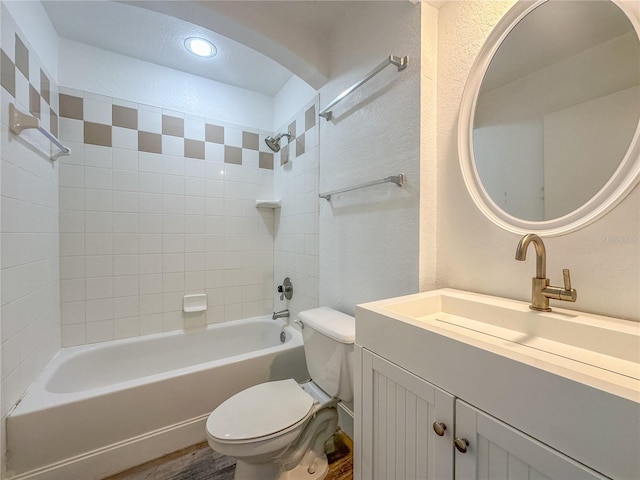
[264,132,292,152]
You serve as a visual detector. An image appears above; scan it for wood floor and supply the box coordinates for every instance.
[105,430,353,480]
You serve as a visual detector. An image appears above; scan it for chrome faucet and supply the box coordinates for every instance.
[515,233,577,312]
[272,309,290,320]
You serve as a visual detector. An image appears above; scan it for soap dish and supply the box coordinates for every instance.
[183,294,207,313]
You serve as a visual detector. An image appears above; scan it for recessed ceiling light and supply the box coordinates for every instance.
[184,37,217,58]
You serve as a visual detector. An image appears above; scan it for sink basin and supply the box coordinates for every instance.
[359,289,640,384]
[356,289,640,480]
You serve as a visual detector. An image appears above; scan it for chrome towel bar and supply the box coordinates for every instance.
[318,54,408,121]
[9,103,70,159]
[319,173,405,200]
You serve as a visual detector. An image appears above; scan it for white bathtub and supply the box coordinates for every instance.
[6,317,309,480]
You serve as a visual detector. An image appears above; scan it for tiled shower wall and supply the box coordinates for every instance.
[57,88,278,346]
[0,4,61,441]
[272,99,320,321]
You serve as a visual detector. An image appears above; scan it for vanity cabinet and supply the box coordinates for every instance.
[359,349,454,479]
[357,348,607,480]
[454,400,606,480]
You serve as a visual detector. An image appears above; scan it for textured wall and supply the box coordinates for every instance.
[0,3,61,469]
[319,2,422,315]
[436,0,640,321]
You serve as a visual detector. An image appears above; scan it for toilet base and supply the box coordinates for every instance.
[282,453,328,480]
[233,453,328,480]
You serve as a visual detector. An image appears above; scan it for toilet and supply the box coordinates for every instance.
[206,307,355,480]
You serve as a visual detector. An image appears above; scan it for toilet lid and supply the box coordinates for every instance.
[207,379,314,441]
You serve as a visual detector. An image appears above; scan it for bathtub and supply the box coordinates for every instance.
[6,317,309,480]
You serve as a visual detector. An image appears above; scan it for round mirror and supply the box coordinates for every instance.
[459,0,640,235]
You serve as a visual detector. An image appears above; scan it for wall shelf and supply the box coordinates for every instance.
[255,199,281,209]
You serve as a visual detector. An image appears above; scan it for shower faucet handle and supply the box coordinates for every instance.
[277,277,293,301]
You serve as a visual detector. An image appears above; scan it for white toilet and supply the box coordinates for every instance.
[206,307,355,480]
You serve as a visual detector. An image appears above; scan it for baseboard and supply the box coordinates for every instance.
[5,414,210,480]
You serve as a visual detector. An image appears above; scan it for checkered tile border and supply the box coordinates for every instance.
[1,33,59,138]
[279,104,317,166]
[59,94,318,171]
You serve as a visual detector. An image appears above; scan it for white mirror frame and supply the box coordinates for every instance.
[458,0,640,236]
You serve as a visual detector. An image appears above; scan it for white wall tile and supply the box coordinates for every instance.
[86,276,114,299]
[114,296,139,319]
[184,116,205,141]
[162,136,184,157]
[59,164,85,188]
[138,108,162,133]
[114,317,140,339]
[224,127,242,148]
[113,148,138,171]
[85,167,113,190]
[112,126,138,150]
[139,314,163,335]
[113,170,138,192]
[86,298,114,322]
[113,275,139,297]
[86,319,114,343]
[162,155,184,176]
[61,301,85,325]
[85,255,113,277]
[84,144,113,169]
[139,173,163,194]
[84,98,112,125]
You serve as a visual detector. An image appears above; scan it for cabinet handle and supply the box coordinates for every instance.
[454,437,469,453]
[432,422,447,436]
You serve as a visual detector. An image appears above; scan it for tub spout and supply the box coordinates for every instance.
[272,309,290,320]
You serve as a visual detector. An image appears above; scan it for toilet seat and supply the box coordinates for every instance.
[206,379,315,443]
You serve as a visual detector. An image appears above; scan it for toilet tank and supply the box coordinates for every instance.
[299,307,355,402]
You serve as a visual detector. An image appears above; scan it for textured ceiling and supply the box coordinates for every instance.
[43,1,296,96]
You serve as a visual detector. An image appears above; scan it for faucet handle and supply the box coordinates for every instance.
[562,269,572,291]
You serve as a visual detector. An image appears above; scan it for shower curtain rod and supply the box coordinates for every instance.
[9,103,71,159]
[318,54,408,121]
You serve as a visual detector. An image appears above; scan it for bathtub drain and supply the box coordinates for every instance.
[280,331,286,343]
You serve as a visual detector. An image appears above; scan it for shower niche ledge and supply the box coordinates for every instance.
[255,199,281,209]
[355,289,640,480]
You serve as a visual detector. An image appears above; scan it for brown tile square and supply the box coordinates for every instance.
[29,84,40,119]
[205,124,224,144]
[281,144,289,166]
[259,152,274,170]
[40,69,50,105]
[288,121,296,140]
[60,94,84,120]
[50,109,58,139]
[305,105,316,131]
[84,122,112,147]
[138,131,162,154]
[242,131,259,150]
[112,105,138,130]
[1,49,15,97]
[162,115,184,137]
[224,146,242,165]
[14,34,28,79]
[296,133,305,157]
[185,139,205,160]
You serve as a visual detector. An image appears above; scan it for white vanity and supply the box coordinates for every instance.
[354,289,640,480]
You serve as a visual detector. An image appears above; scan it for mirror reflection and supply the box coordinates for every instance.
[473,0,640,221]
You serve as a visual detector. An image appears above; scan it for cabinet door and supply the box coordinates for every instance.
[359,349,454,480]
[454,400,608,480]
